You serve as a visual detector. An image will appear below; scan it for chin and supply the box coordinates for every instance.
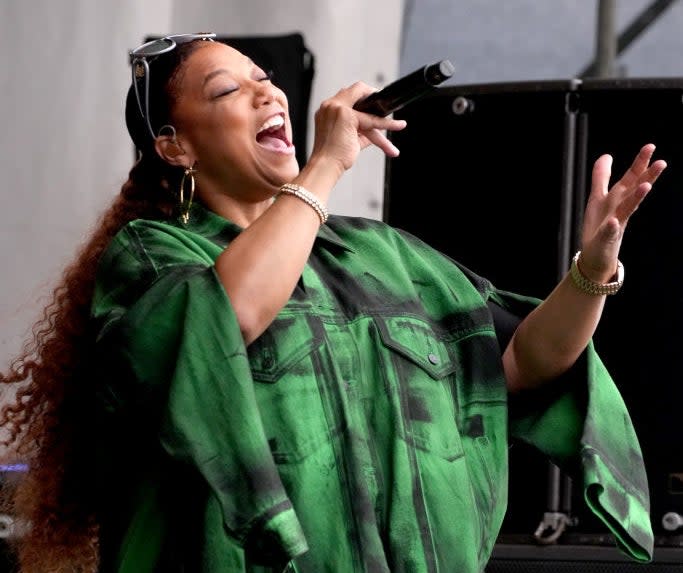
[276,161,301,184]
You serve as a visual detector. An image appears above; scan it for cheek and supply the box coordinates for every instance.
[189,112,252,157]
[195,126,255,175]
[215,113,257,155]
[177,98,249,139]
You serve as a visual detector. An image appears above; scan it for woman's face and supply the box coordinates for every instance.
[169,41,299,199]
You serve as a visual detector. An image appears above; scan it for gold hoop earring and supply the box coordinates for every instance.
[179,165,197,224]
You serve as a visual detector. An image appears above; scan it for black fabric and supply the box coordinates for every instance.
[487,300,520,351]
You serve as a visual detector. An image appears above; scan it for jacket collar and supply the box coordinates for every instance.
[179,201,354,254]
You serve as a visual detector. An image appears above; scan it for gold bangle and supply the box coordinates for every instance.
[278,183,329,225]
[569,250,624,296]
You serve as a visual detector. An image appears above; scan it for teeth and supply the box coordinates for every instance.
[258,115,284,133]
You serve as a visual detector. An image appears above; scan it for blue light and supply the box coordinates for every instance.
[0,464,28,472]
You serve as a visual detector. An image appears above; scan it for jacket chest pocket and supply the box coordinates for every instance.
[376,316,464,462]
[249,315,341,463]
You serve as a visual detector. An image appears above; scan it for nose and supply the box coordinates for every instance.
[253,81,275,107]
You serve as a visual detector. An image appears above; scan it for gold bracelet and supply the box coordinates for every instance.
[569,250,624,295]
[277,183,329,225]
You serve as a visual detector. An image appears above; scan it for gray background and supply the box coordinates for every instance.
[400,1,683,84]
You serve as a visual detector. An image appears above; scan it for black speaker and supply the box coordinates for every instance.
[384,77,683,550]
[384,80,584,299]
[576,78,683,540]
[143,33,315,168]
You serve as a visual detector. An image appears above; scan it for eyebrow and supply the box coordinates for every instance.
[203,69,231,86]
[203,58,257,87]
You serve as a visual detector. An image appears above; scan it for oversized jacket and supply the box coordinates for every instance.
[91,204,651,572]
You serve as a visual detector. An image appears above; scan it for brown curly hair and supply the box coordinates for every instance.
[0,39,207,572]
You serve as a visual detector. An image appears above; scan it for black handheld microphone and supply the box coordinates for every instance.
[353,59,455,117]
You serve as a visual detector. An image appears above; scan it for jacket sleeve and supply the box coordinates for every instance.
[92,221,308,567]
[488,288,653,563]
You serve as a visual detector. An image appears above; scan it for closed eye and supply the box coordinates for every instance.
[213,70,274,97]
[214,86,239,98]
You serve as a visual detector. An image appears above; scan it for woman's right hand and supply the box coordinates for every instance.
[309,81,408,175]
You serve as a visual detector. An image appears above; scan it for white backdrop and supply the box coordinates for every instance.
[0,0,404,369]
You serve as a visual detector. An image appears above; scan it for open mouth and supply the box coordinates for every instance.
[256,114,294,153]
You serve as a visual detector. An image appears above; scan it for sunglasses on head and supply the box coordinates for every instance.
[129,33,217,140]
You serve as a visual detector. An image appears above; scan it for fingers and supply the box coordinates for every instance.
[362,128,401,157]
[615,181,652,220]
[313,80,410,168]
[613,158,664,221]
[333,81,382,108]
[612,143,665,193]
[340,83,408,155]
[359,117,407,156]
[642,158,667,186]
[613,144,653,193]
[330,81,409,131]
[592,144,667,205]
[582,144,665,273]
[353,86,407,155]
[358,113,407,135]
[590,153,613,198]
[619,143,656,189]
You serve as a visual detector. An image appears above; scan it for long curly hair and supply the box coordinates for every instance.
[0,39,207,573]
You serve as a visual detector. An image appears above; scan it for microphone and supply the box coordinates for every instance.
[353,59,455,117]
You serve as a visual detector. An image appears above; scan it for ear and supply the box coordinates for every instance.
[154,128,192,168]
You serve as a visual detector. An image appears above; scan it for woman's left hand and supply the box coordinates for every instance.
[578,143,667,283]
